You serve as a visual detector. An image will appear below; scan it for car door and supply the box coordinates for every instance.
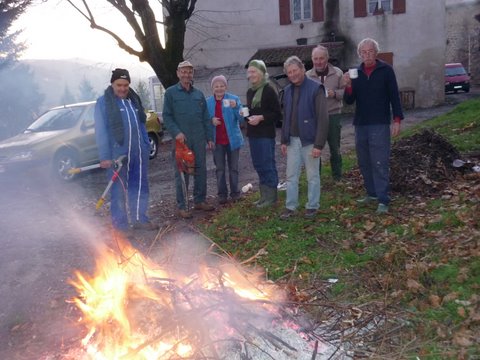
[75,104,99,165]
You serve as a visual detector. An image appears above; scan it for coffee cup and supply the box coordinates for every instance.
[241,107,250,117]
[223,99,230,107]
[348,68,358,79]
[241,183,253,193]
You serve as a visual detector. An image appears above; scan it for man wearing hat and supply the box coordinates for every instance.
[163,60,215,219]
[94,68,159,232]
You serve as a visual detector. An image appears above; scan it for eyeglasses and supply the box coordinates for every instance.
[359,49,376,56]
[178,69,194,75]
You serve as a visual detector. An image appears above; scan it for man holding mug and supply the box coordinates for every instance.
[343,38,403,214]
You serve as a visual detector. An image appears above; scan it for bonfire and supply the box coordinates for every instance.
[66,232,344,359]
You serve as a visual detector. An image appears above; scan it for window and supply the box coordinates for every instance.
[368,0,391,14]
[279,0,324,25]
[353,0,405,18]
[293,0,312,21]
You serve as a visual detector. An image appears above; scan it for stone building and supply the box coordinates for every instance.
[446,0,480,84]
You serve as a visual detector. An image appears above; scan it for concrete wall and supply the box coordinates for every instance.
[337,1,446,107]
[184,1,325,69]
[182,0,446,108]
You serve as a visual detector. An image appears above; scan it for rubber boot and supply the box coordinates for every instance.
[257,186,277,208]
[253,184,266,206]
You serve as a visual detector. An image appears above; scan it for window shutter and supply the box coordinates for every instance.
[392,0,406,14]
[312,0,325,22]
[353,0,367,18]
[279,0,291,25]
[377,52,393,66]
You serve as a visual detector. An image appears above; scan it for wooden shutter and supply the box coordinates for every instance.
[312,0,325,22]
[377,52,393,66]
[353,0,367,18]
[392,0,406,14]
[279,0,291,25]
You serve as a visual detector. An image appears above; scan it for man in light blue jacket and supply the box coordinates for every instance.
[206,75,245,204]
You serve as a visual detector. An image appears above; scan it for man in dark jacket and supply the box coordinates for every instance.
[95,68,158,232]
[343,38,404,214]
[280,56,329,219]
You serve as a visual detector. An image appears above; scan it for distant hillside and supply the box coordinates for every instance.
[22,58,155,111]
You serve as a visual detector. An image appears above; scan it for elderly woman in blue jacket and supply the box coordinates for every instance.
[207,75,245,204]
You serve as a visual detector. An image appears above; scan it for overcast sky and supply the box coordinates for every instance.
[15,0,161,71]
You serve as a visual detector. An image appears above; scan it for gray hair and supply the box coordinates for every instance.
[283,56,305,73]
[357,38,380,56]
[312,45,329,58]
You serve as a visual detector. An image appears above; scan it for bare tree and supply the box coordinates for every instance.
[66,0,197,89]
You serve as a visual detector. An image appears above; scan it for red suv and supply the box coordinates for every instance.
[445,63,470,93]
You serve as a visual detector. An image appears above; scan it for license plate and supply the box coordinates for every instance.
[454,85,462,89]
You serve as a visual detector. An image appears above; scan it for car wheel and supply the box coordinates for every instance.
[464,87,470,93]
[53,150,78,181]
[148,133,158,159]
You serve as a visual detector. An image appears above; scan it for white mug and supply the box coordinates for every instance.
[241,183,253,193]
[241,107,250,117]
[348,68,358,79]
[223,99,230,107]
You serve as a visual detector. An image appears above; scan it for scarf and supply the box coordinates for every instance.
[104,86,145,145]
[250,78,268,108]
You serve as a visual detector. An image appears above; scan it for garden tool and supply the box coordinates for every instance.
[175,139,195,211]
[68,163,101,174]
[95,155,127,211]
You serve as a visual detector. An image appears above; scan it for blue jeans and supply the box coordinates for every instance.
[110,152,150,230]
[285,137,321,210]
[174,140,207,210]
[354,124,391,205]
[213,144,240,198]
[248,137,278,188]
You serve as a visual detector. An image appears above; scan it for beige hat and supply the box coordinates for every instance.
[177,60,194,69]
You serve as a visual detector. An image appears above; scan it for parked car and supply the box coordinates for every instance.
[0,101,164,181]
[445,63,470,93]
[145,110,164,159]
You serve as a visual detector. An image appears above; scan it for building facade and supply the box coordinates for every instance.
[158,0,447,109]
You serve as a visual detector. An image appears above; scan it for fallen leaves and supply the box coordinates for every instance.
[406,278,425,292]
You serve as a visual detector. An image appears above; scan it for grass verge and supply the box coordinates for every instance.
[201,99,480,359]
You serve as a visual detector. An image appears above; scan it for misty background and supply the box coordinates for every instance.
[0,59,155,141]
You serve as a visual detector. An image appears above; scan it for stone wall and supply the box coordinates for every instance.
[446,1,480,84]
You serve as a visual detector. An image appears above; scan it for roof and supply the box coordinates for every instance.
[246,42,345,68]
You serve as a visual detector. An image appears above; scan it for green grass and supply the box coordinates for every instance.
[201,98,480,358]
[401,98,480,152]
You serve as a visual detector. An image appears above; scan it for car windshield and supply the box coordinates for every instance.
[25,107,84,132]
[445,66,467,77]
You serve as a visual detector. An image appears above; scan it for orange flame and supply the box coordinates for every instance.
[69,236,280,359]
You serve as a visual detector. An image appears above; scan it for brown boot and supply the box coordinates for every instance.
[177,209,193,219]
[194,202,215,211]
